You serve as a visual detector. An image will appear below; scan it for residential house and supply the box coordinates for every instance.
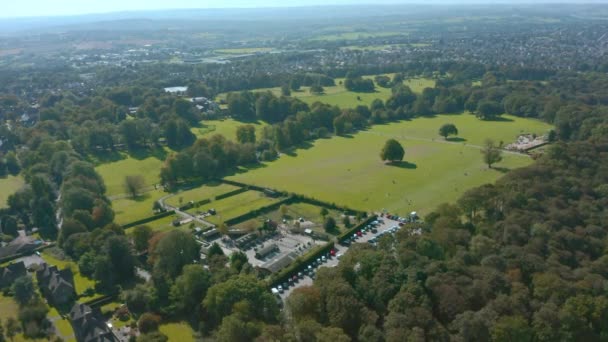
[70,303,117,342]
[0,235,40,258]
[36,263,76,306]
[0,261,26,289]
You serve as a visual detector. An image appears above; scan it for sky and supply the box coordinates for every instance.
[2,0,602,18]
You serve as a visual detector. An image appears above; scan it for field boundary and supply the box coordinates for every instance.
[268,242,335,288]
[122,210,176,229]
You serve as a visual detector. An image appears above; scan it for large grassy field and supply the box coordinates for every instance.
[0,174,24,208]
[192,119,268,141]
[217,76,434,109]
[112,188,166,225]
[229,114,553,215]
[189,190,283,225]
[96,155,164,196]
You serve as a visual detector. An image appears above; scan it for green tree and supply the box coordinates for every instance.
[439,123,458,139]
[323,217,337,233]
[153,230,200,278]
[230,251,249,272]
[132,225,153,252]
[236,125,256,144]
[491,316,533,342]
[203,275,278,326]
[5,318,19,342]
[169,265,211,315]
[281,84,291,96]
[138,313,161,334]
[286,286,321,322]
[12,276,35,306]
[124,175,145,198]
[380,139,405,163]
[481,139,503,168]
[320,208,329,217]
[310,85,324,95]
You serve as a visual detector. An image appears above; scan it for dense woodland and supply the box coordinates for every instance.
[1,5,608,341]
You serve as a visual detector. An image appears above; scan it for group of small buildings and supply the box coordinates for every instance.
[0,259,117,342]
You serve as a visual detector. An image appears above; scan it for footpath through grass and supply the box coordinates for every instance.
[229,114,553,215]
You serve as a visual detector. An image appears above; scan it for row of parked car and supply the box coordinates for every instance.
[368,225,402,245]
[340,220,383,246]
[272,249,337,294]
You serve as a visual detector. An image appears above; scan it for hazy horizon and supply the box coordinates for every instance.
[3,0,607,19]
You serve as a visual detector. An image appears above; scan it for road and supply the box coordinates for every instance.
[157,194,216,228]
[279,216,405,300]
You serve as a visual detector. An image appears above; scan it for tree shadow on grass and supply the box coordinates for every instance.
[446,137,467,142]
[228,163,269,176]
[492,166,510,174]
[129,146,168,161]
[283,141,315,157]
[389,161,418,169]
[482,116,514,122]
[89,150,126,164]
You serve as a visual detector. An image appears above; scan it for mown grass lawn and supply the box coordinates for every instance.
[217,75,435,109]
[125,214,182,235]
[0,174,24,208]
[0,294,18,321]
[192,118,268,141]
[164,182,240,207]
[159,322,196,342]
[229,114,553,216]
[189,191,283,225]
[96,155,164,196]
[112,189,166,225]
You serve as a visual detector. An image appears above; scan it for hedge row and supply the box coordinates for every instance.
[122,210,176,230]
[337,215,378,243]
[215,187,249,201]
[223,197,296,226]
[220,179,366,216]
[220,179,289,197]
[178,198,211,211]
[268,242,335,288]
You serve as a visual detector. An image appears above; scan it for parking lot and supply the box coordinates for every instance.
[277,214,419,299]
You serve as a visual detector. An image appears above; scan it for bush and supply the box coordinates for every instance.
[138,313,161,334]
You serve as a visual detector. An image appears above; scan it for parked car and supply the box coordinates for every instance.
[277,285,284,293]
